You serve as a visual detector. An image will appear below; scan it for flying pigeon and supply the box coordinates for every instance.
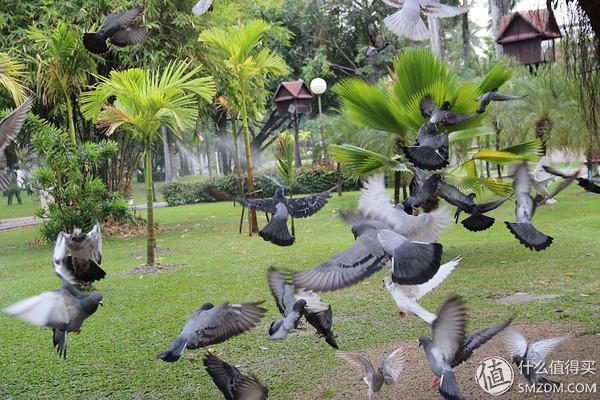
[53,224,106,284]
[192,0,214,16]
[383,256,461,324]
[543,165,600,194]
[0,97,33,190]
[504,328,572,387]
[267,267,306,340]
[365,43,390,58]
[204,353,268,400]
[157,301,267,362]
[505,162,575,251]
[299,288,338,349]
[529,157,557,202]
[403,122,449,171]
[234,187,335,246]
[83,7,147,54]
[418,296,467,400]
[402,172,442,213]
[358,173,451,243]
[293,217,443,292]
[475,88,527,114]
[336,346,406,400]
[3,274,103,359]
[437,181,511,232]
[420,95,477,127]
[382,0,469,41]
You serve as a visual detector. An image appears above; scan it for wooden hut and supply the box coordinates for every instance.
[495,9,562,66]
[273,80,313,115]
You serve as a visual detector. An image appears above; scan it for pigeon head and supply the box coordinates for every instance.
[382,276,394,291]
[268,319,283,336]
[467,193,477,200]
[440,101,451,111]
[292,299,307,314]
[71,228,86,242]
[274,188,285,199]
[200,303,214,311]
[80,291,104,314]
[418,336,432,348]
[512,354,525,366]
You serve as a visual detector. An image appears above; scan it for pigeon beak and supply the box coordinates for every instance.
[99,301,104,307]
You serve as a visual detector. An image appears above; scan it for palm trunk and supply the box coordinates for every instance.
[161,125,173,182]
[241,96,258,234]
[232,118,244,196]
[66,95,77,145]
[144,139,156,265]
[462,1,471,58]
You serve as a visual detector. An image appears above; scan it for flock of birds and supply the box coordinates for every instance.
[0,3,598,399]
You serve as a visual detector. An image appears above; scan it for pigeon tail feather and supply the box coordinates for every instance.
[157,337,187,362]
[403,146,448,171]
[259,219,294,246]
[461,214,495,232]
[324,329,338,349]
[505,222,553,251]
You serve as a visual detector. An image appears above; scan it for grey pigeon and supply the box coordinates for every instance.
[402,172,442,213]
[192,0,214,15]
[365,43,389,58]
[268,267,338,348]
[83,7,146,54]
[437,181,511,232]
[450,317,514,368]
[234,187,335,247]
[504,328,571,387]
[53,223,105,284]
[157,301,267,362]
[3,274,103,359]
[419,296,466,400]
[204,353,268,400]
[543,165,600,194]
[403,122,449,171]
[475,88,527,114]
[0,98,32,190]
[419,95,476,127]
[336,346,406,399]
[505,162,575,251]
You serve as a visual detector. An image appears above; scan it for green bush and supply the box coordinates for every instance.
[161,165,361,206]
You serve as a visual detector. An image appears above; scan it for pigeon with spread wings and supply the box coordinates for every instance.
[2,274,103,359]
[382,0,469,42]
[204,353,268,400]
[83,7,146,54]
[543,165,600,194]
[53,223,106,285]
[420,95,476,127]
[437,181,511,232]
[0,98,33,190]
[403,122,449,171]
[336,346,406,400]
[475,88,527,114]
[157,301,267,362]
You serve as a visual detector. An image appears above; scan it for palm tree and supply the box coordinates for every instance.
[28,22,96,145]
[0,53,27,105]
[81,61,215,265]
[200,19,289,234]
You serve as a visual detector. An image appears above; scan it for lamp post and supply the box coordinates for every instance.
[310,78,327,159]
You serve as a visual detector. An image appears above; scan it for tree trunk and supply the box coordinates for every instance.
[428,16,443,59]
[490,0,511,58]
[462,2,471,58]
[241,96,258,234]
[232,118,244,196]
[144,140,155,266]
[336,162,343,196]
[65,95,77,145]
[293,114,302,167]
[394,170,401,205]
[161,125,173,182]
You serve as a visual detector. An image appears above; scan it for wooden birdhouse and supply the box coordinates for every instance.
[273,80,313,116]
[496,9,562,66]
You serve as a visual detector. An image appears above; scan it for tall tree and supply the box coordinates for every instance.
[489,0,514,58]
[81,62,215,265]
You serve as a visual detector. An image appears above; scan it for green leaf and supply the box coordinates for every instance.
[329,144,403,176]
[478,63,512,95]
[472,150,536,164]
[448,127,495,142]
[501,138,543,159]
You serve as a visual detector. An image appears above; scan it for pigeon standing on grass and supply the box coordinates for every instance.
[403,122,449,171]
[0,97,33,190]
[475,89,527,114]
[53,223,106,284]
[543,165,600,194]
[157,301,267,362]
[83,8,147,54]
[3,274,103,359]
[336,346,406,400]
[204,353,268,400]
[504,328,572,387]
[418,296,467,400]
[383,257,461,324]
[437,181,511,232]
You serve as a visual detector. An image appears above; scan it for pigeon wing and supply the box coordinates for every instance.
[542,165,572,179]
[416,256,461,299]
[503,328,529,359]
[267,267,296,315]
[528,335,572,367]
[197,302,267,346]
[336,351,375,383]
[52,233,76,284]
[432,296,467,362]
[110,26,147,46]
[87,223,103,264]
[382,0,405,7]
[192,0,214,16]
[203,353,242,400]
[0,173,12,191]
[234,376,268,400]
[3,290,69,328]
[236,197,277,214]
[286,187,335,218]
[490,92,526,101]
[452,317,513,367]
[0,97,32,151]
[101,7,143,32]
[381,346,406,385]
[384,0,429,41]
[419,95,437,119]
[477,195,512,213]
[421,0,469,17]
[437,181,474,210]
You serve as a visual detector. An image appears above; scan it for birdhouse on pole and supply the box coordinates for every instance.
[273,80,314,167]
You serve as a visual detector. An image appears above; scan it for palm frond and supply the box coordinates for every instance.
[329,144,404,177]
[478,64,512,95]
[0,53,27,104]
[448,127,495,143]
[501,138,543,159]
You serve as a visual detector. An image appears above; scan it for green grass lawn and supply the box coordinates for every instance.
[0,186,599,399]
[0,191,40,220]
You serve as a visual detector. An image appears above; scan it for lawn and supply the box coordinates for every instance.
[0,186,598,399]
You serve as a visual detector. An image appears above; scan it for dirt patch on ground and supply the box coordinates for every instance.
[295,322,599,400]
[116,263,182,276]
[128,246,174,258]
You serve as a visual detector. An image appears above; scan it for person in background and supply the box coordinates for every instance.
[6,165,23,206]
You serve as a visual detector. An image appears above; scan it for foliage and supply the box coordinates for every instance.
[0,53,27,105]
[274,132,295,188]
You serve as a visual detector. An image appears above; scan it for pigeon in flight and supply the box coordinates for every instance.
[437,181,511,232]
[204,353,268,400]
[53,223,106,285]
[530,157,557,202]
[382,0,469,41]
[192,0,214,16]
[267,267,308,340]
[420,95,477,127]
[157,301,267,362]
[359,173,451,243]
[402,172,442,213]
[505,162,575,251]
[543,165,600,194]
[365,43,390,58]
[0,97,33,190]
[336,346,406,399]
[235,187,335,246]
[419,296,467,400]
[3,274,103,359]
[475,88,527,114]
[504,328,572,387]
[403,122,449,171]
[383,256,461,324]
[83,7,147,54]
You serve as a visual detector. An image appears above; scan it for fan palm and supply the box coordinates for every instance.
[0,53,28,105]
[28,22,97,145]
[81,61,216,265]
[199,19,289,234]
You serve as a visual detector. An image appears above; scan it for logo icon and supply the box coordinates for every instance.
[476,356,514,395]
